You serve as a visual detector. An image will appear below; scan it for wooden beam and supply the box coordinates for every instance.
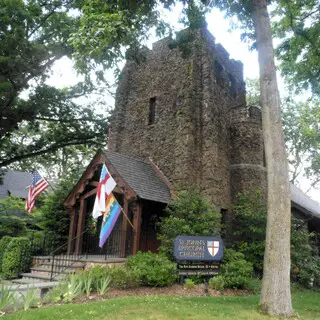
[120,198,129,258]
[132,202,142,254]
[75,197,86,255]
[83,188,97,199]
[67,207,77,255]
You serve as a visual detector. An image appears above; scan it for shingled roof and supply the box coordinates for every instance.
[103,151,172,204]
[0,170,32,199]
[290,184,320,219]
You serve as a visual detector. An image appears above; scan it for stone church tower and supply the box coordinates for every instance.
[109,28,266,211]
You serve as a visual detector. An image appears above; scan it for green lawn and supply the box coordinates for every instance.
[5,291,320,320]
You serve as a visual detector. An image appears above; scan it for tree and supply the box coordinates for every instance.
[0,0,109,168]
[283,99,320,191]
[158,190,221,259]
[71,0,294,315]
[246,79,320,193]
[272,0,320,95]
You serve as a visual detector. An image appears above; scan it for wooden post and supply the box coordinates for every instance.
[120,198,129,258]
[67,207,76,255]
[132,202,142,255]
[75,197,86,255]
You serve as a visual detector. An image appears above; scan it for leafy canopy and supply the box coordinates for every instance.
[0,0,108,168]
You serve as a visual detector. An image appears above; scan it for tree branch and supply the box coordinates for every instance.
[0,138,102,167]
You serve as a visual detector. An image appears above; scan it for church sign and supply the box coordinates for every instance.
[174,236,224,278]
[174,236,224,261]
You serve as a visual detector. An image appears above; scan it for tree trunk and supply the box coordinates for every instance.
[252,0,293,316]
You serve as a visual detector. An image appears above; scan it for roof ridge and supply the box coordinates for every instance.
[104,150,150,165]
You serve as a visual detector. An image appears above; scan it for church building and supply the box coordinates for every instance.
[64,28,320,257]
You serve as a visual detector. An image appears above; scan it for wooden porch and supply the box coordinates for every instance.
[64,150,172,258]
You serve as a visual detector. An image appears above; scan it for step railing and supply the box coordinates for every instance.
[49,229,88,281]
[48,228,135,281]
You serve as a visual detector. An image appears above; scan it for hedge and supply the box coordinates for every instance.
[1,237,31,279]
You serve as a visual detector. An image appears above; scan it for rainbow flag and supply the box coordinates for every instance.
[99,193,122,248]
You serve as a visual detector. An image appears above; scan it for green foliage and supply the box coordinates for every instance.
[126,251,177,287]
[245,78,260,106]
[233,190,266,273]
[80,266,109,292]
[20,287,38,311]
[282,100,320,190]
[82,273,93,297]
[183,278,195,290]
[221,249,253,289]
[0,236,12,273]
[108,266,141,289]
[246,278,262,295]
[38,179,74,246]
[0,197,32,238]
[291,216,320,288]
[208,276,225,291]
[272,0,320,95]
[64,275,83,302]
[97,276,111,296]
[158,191,221,258]
[0,0,109,168]
[0,284,15,312]
[1,237,31,279]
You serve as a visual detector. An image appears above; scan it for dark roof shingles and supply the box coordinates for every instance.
[104,151,171,204]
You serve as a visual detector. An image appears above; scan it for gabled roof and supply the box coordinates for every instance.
[290,184,320,219]
[103,151,172,204]
[0,170,32,199]
[64,150,172,207]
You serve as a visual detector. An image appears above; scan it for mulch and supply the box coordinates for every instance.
[71,284,251,304]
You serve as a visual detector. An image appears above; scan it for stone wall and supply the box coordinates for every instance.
[109,28,267,210]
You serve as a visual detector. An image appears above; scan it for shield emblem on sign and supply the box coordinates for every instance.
[207,241,219,257]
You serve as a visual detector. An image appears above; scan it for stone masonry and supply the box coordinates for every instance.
[109,28,267,211]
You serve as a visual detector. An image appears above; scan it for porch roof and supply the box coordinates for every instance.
[103,151,172,204]
[64,150,172,207]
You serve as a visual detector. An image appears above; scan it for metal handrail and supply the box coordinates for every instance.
[49,229,90,281]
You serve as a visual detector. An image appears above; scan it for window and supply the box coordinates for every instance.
[214,60,224,86]
[228,74,237,98]
[148,97,156,125]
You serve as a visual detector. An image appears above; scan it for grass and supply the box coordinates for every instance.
[5,291,320,320]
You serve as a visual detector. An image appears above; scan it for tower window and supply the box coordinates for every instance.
[228,74,237,98]
[148,97,156,125]
[214,60,224,86]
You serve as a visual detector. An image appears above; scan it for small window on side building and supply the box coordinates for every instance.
[148,97,156,125]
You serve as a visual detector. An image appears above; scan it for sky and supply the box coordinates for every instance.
[45,6,318,201]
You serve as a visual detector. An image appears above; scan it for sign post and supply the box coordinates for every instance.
[174,235,224,288]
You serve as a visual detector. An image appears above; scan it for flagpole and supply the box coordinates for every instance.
[112,195,134,230]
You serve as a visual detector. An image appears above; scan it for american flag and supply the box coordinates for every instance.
[25,171,49,213]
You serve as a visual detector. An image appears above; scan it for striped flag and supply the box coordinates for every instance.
[92,164,116,219]
[25,171,49,213]
[99,193,122,248]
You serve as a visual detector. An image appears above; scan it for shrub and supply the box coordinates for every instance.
[158,191,221,259]
[184,278,195,290]
[233,190,266,274]
[108,266,140,289]
[81,265,109,291]
[1,237,31,279]
[0,236,12,273]
[208,276,225,290]
[221,249,253,289]
[126,251,177,287]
